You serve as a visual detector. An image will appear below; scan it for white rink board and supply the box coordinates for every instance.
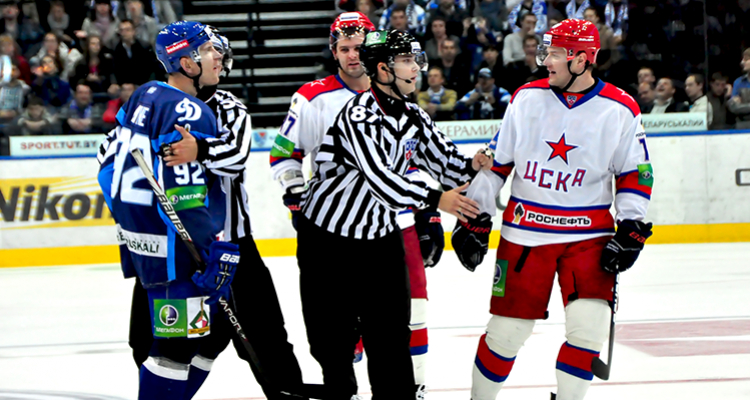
[1,133,750,250]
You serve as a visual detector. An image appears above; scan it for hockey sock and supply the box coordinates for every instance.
[410,327,428,385]
[183,354,215,399]
[555,342,599,400]
[138,357,189,400]
[471,333,516,399]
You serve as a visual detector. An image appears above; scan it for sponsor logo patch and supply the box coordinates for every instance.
[166,40,189,54]
[116,225,168,257]
[524,211,592,227]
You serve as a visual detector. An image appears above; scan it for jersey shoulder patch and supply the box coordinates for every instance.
[511,78,550,103]
[597,83,641,117]
[296,75,345,102]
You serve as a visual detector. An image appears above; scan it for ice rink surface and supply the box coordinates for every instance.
[1,243,749,400]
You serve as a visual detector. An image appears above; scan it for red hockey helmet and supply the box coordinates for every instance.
[538,19,600,66]
[330,11,376,49]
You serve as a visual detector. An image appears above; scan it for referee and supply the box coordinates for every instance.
[296,29,491,400]
[127,29,306,400]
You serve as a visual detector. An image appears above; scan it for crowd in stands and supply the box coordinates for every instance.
[334,0,750,128]
[0,0,181,154]
[2,0,750,155]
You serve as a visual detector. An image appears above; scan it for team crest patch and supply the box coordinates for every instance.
[404,138,418,161]
[566,95,578,107]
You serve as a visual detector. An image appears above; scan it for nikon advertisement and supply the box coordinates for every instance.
[0,157,116,251]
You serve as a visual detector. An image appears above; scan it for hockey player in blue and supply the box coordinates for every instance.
[97,21,240,400]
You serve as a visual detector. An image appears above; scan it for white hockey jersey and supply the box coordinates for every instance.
[270,74,420,228]
[467,78,653,247]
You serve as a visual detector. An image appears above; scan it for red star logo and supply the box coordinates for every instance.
[546,133,578,164]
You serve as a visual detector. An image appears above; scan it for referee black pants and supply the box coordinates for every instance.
[129,235,305,400]
[296,216,415,400]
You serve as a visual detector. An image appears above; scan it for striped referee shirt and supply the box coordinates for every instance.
[302,85,477,239]
[200,89,254,242]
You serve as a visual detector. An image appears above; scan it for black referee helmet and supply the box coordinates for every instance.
[360,29,428,78]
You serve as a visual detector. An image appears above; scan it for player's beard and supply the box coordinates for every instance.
[338,58,366,79]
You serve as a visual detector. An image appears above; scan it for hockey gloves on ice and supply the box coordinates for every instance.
[193,241,240,304]
[415,209,444,267]
[283,189,303,231]
[451,212,492,272]
[600,219,653,273]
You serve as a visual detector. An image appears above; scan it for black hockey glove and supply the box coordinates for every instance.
[451,212,492,272]
[283,188,303,231]
[415,209,444,267]
[600,219,653,273]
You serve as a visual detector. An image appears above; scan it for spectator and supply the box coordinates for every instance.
[428,0,469,38]
[425,0,466,11]
[78,0,120,50]
[473,0,507,34]
[0,61,28,123]
[477,44,501,82]
[417,66,457,121]
[103,81,136,125]
[455,67,510,120]
[378,0,426,36]
[29,32,82,82]
[565,0,590,20]
[707,72,734,130]
[503,13,539,66]
[16,95,56,135]
[46,1,73,44]
[502,34,547,93]
[354,0,380,25]
[637,82,655,112]
[583,6,618,73]
[0,0,44,55]
[628,66,656,96]
[0,34,31,84]
[31,55,71,108]
[685,73,713,126]
[112,19,156,86]
[604,0,628,42]
[123,0,159,46]
[72,35,114,94]
[61,81,103,134]
[432,38,471,94]
[645,77,689,114]
[152,0,178,27]
[425,16,460,62]
[388,5,410,33]
[507,0,547,36]
[728,48,750,129]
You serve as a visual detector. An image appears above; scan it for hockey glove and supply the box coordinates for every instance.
[451,212,492,272]
[283,187,304,231]
[192,241,240,304]
[415,209,444,267]
[600,219,653,273]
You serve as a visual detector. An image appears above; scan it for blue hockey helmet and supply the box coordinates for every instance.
[155,20,213,74]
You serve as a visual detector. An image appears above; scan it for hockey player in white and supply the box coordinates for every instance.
[269,12,448,395]
[451,19,654,400]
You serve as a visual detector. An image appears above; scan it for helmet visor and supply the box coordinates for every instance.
[388,52,429,73]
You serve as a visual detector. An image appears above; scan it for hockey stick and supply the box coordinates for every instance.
[591,271,619,380]
[131,148,326,399]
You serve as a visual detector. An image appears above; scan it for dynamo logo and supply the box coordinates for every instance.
[159,305,179,326]
[176,98,202,122]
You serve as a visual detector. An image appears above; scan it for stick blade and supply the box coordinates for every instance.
[591,357,611,380]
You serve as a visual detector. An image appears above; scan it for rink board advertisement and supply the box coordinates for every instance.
[9,134,104,157]
[0,157,119,266]
[1,131,750,267]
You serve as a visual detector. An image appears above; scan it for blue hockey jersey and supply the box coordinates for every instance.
[98,81,221,287]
